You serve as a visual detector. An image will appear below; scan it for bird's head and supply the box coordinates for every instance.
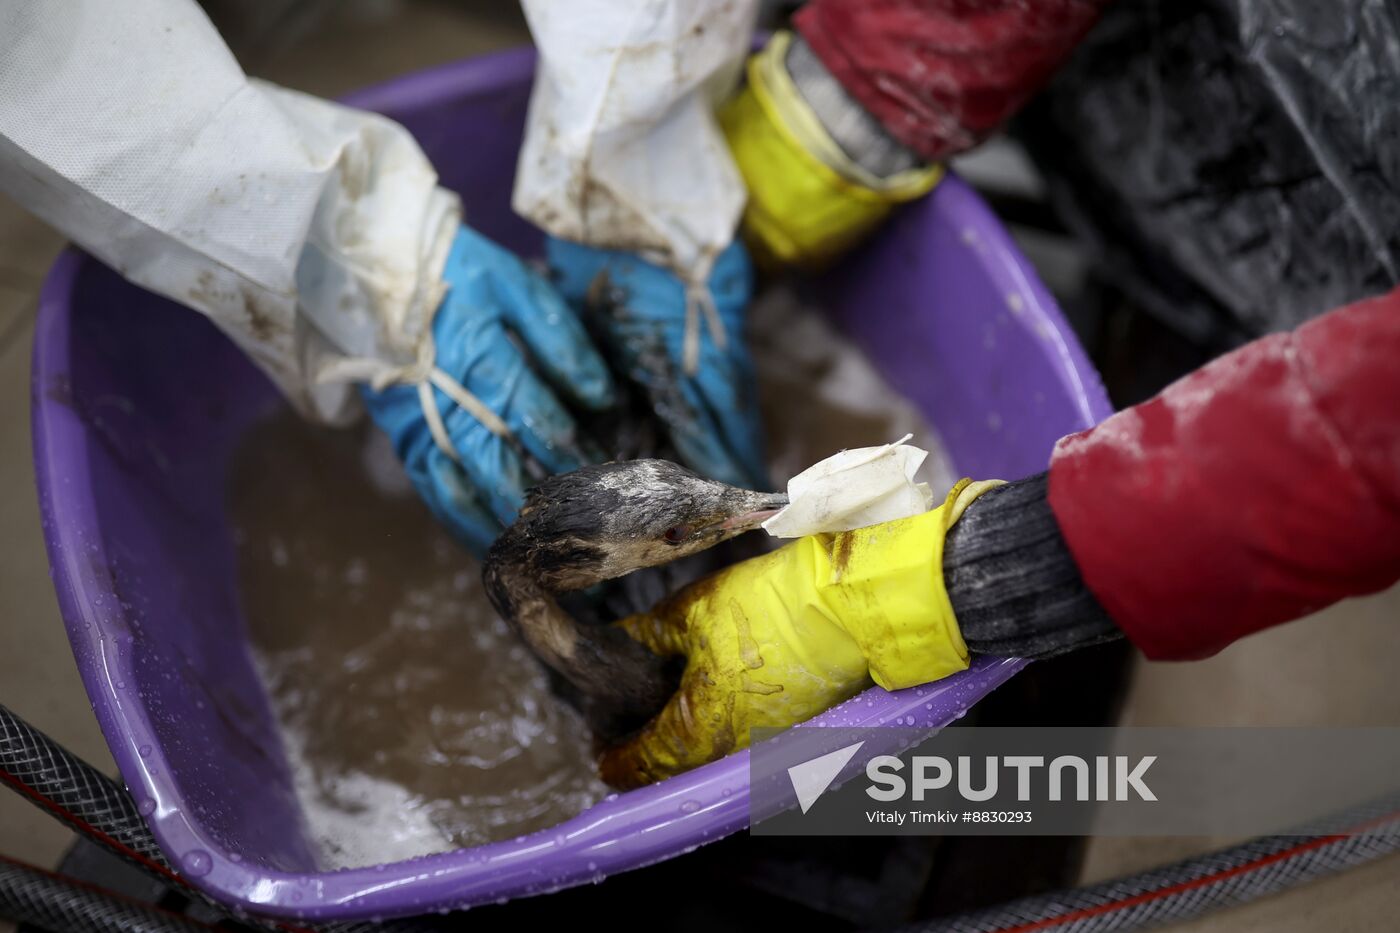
[491,459,787,592]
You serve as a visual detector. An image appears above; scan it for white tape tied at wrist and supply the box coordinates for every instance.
[330,332,512,463]
[681,253,727,377]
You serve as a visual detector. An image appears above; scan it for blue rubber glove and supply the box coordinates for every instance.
[545,238,768,490]
[363,226,615,557]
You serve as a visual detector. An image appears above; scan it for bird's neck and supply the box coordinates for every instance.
[482,556,674,739]
[484,562,582,678]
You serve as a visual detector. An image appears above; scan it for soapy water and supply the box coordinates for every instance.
[233,421,607,868]
[231,287,953,869]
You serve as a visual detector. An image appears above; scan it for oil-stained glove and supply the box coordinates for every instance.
[363,226,615,557]
[598,478,1002,789]
[545,237,768,491]
[719,32,943,268]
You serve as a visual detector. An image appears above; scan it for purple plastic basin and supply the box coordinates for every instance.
[31,47,1111,921]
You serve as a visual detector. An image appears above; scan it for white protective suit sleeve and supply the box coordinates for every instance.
[0,0,460,424]
[513,0,757,289]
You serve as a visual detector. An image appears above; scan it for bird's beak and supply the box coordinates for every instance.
[720,491,790,532]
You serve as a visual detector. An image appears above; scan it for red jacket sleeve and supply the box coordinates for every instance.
[793,0,1110,162]
[1048,289,1400,660]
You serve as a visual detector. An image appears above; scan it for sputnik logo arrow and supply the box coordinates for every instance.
[787,741,864,814]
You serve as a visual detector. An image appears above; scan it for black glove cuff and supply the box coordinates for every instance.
[944,472,1122,658]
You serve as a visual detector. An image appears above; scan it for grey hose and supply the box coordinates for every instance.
[0,704,170,872]
[0,856,211,933]
[0,703,432,932]
[899,795,1400,932]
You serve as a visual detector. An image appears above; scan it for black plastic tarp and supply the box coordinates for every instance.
[1016,0,1400,350]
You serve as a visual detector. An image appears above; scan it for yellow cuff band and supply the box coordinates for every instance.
[719,32,943,268]
[817,478,1005,690]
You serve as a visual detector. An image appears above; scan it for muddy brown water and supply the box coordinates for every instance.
[230,289,953,868]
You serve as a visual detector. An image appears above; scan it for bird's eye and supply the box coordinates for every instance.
[663,525,690,545]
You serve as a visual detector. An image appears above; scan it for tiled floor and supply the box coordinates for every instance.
[1,2,1396,930]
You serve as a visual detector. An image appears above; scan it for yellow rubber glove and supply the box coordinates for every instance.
[719,31,944,269]
[599,478,1003,788]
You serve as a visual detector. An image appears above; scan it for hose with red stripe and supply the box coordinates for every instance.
[0,854,213,933]
[0,703,429,933]
[900,799,1400,932]
[0,704,175,882]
